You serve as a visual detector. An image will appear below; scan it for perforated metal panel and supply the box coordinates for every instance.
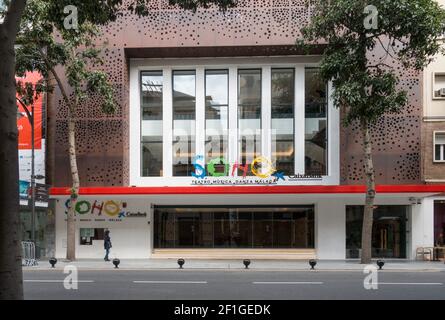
[50,0,422,187]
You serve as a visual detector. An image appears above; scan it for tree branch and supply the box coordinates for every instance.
[16,96,33,123]
[367,63,392,69]
[377,36,396,60]
[37,46,74,115]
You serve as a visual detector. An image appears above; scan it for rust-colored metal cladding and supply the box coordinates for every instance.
[340,47,422,185]
[48,0,422,187]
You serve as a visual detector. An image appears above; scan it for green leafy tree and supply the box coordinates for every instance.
[0,0,236,300]
[16,1,119,263]
[300,0,445,263]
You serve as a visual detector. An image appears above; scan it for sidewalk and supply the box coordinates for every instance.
[23,259,445,272]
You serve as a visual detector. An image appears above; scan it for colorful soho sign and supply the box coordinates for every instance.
[191,155,285,180]
[65,199,127,218]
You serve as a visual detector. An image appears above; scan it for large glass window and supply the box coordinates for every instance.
[214,210,253,248]
[138,65,333,180]
[346,206,408,259]
[141,71,163,177]
[175,213,201,248]
[238,70,262,175]
[173,70,196,176]
[305,68,328,176]
[142,137,163,177]
[205,70,229,174]
[154,206,315,249]
[271,69,295,175]
[252,211,273,248]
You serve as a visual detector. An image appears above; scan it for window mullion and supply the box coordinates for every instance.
[163,68,173,177]
[196,67,206,165]
[228,67,238,172]
[262,66,272,162]
[295,66,305,175]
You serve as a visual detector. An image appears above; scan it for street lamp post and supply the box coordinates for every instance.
[30,102,36,244]
[17,99,36,244]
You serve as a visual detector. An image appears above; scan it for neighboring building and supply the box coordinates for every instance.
[421,0,445,255]
[48,0,445,260]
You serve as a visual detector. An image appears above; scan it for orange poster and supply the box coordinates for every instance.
[16,72,43,150]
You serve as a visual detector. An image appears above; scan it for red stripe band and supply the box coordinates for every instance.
[49,185,445,196]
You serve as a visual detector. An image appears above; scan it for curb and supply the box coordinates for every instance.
[23,267,445,273]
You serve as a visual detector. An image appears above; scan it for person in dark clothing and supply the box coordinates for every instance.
[436,233,444,247]
[104,230,112,261]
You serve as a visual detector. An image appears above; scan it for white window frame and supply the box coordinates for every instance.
[432,72,445,100]
[433,131,445,163]
[129,57,340,187]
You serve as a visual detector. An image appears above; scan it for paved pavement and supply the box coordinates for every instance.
[24,258,445,272]
[23,269,445,300]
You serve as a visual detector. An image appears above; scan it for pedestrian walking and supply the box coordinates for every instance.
[104,230,112,261]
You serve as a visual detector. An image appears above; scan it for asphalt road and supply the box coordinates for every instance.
[23,269,445,300]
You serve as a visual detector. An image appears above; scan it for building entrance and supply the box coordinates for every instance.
[434,201,445,247]
[373,217,404,258]
[346,205,408,259]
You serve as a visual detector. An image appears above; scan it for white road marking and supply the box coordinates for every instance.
[133,281,208,284]
[377,282,443,286]
[24,280,94,283]
[253,281,324,285]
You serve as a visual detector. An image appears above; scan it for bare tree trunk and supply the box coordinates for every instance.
[0,0,28,300]
[360,120,376,264]
[46,66,79,261]
[66,48,80,261]
[66,116,79,261]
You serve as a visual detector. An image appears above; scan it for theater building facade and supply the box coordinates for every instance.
[48,0,445,260]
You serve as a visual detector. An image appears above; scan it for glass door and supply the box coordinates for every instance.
[372,218,403,258]
[434,201,445,247]
[176,213,200,248]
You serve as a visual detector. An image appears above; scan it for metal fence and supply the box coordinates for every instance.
[22,241,38,266]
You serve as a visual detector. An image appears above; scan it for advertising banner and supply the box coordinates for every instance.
[16,72,46,206]
[17,72,43,151]
[19,180,30,206]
